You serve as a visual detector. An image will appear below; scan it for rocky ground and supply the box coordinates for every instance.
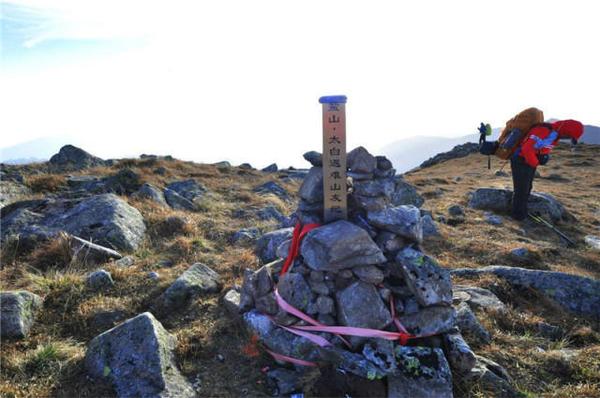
[1,143,599,397]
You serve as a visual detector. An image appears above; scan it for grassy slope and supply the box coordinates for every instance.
[405,143,600,397]
[1,145,599,397]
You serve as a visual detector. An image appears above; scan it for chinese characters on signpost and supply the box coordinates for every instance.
[319,95,348,223]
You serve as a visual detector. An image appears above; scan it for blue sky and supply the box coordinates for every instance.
[1,0,599,167]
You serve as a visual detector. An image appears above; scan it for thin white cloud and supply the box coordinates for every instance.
[1,1,599,168]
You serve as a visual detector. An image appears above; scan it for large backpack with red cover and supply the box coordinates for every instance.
[495,107,545,159]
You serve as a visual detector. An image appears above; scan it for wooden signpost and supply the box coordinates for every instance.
[319,95,348,223]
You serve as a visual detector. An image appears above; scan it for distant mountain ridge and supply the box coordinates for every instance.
[382,123,599,173]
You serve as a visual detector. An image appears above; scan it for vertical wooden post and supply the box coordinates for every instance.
[319,95,348,223]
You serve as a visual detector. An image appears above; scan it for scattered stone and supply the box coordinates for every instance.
[262,163,278,172]
[452,285,506,312]
[303,151,322,167]
[396,247,452,307]
[148,272,160,281]
[421,214,440,237]
[443,332,477,374]
[452,266,600,319]
[157,259,174,268]
[153,166,167,175]
[448,204,465,217]
[253,181,288,200]
[115,256,135,267]
[159,263,222,310]
[0,181,31,208]
[87,269,115,291]
[238,163,253,170]
[300,221,386,271]
[455,302,491,344]
[85,312,195,398]
[510,247,529,259]
[347,146,377,174]
[255,227,293,264]
[376,231,405,253]
[468,188,569,222]
[484,212,503,225]
[256,206,286,223]
[367,206,423,242]
[231,228,261,245]
[49,145,105,171]
[585,235,600,251]
[0,291,43,339]
[537,322,564,340]
[164,188,196,211]
[389,346,453,398]
[214,161,231,170]
[463,355,519,398]
[132,183,168,206]
[166,179,207,202]
[222,289,241,317]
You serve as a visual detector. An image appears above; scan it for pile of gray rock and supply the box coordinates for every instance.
[237,147,477,397]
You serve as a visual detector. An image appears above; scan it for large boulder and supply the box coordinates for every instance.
[468,188,569,222]
[45,194,146,252]
[165,179,207,202]
[159,263,222,310]
[85,312,195,397]
[367,206,423,242]
[0,291,43,339]
[452,266,600,319]
[49,145,105,171]
[300,221,386,271]
[1,194,146,252]
[132,183,168,207]
[164,188,196,211]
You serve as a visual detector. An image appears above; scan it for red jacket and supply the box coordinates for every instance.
[518,119,584,167]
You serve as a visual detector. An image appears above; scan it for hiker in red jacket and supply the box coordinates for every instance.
[510,119,584,220]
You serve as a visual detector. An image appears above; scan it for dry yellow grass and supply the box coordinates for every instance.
[1,146,599,397]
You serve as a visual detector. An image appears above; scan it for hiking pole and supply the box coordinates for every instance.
[528,213,576,247]
[497,160,509,174]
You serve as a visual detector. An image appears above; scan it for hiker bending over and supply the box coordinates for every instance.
[510,119,583,220]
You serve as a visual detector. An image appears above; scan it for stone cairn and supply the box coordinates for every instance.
[239,147,474,397]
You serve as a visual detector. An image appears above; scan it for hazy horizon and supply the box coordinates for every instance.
[2,1,599,168]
